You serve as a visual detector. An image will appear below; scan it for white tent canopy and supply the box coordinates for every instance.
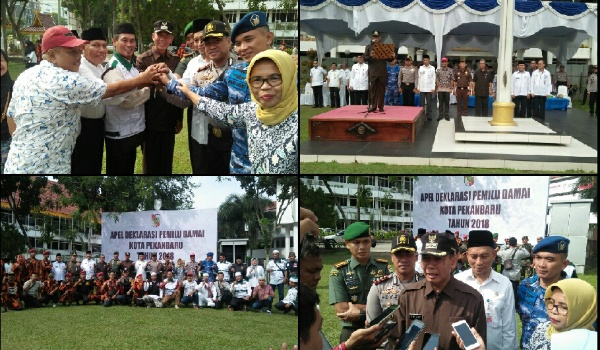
[301,0,598,64]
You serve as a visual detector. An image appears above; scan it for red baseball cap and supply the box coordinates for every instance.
[42,26,88,53]
[442,57,449,62]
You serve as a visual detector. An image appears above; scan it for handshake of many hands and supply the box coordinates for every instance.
[137,62,193,96]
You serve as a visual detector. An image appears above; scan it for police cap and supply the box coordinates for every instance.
[343,222,370,240]
[203,21,229,41]
[467,230,495,249]
[231,11,268,41]
[532,236,570,254]
[153,21,174,34]
[420,231,458,256]
[391,233,417,253]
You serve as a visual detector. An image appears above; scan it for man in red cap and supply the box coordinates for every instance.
[5,25,166,174]
[26,248,39,281]
[436,57,454,121]
[40,250,52,282]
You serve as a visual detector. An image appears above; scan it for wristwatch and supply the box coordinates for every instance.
[359,309,366,319]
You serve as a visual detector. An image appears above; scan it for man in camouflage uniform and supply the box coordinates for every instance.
[329,222,390,343]
[39,250,52,282]
[109,252,122,278]
[66,253,81,276]
[520,235,533,279]
[26,248,40,281]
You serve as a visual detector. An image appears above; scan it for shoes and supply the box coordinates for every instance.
[267,310,272,314]
[367,107,375,113]
[445,117,450,121]
[52,303,56,308]
[379,108,384,112]
[437,116,442,121]
[313,106,319,108]
[175,304,179,309]
[194,305,199,310]
[147,305,151,308]
[283,308,291,314]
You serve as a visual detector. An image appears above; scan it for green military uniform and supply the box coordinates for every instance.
[328,222,390,343]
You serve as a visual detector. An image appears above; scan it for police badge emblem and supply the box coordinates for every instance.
[351,295,358,303]
[206,23,214,33]
[250,14,260,26]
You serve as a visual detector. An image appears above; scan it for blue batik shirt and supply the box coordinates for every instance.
[167,62,251,173]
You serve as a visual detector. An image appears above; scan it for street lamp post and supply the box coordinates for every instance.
[345,49,350,66]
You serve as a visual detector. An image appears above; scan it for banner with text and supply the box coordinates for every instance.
[101,209,217,262]
[413,176,549,241]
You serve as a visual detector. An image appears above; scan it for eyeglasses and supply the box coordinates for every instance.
[545,298,568,315]
[249,74,282,88]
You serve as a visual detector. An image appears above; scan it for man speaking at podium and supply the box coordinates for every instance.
[364,30,388,113]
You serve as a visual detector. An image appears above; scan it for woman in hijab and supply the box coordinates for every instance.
[1,49,13,173]
[176,49,298,174]
[524,278,597,350]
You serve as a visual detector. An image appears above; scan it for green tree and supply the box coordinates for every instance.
[218,193,273,251]
[5,0,31,55]
[319,176,349,228]
[234,176,297,254]
[1,222,27,260]
[39,214,58,251]
[299,182,337,229]
[0,176,48,248]
[348,176,372,222]
[573,176,597,214]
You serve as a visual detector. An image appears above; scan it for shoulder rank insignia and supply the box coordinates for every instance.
[333,260,349,269]
[197,64,210,72]
[375,258,388,264]
[373,274,391,285]
[330,270,338,277]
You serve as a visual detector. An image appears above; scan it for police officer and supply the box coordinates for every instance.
[96,254,108,278]
[109,252,122,278]
[121,252,134,278]
[366,233,421,340]
[453,59,472,117]
[517,236,571,349]
[398,56,418,106]
[364,31,388,113]
[329,222,390,343]
[388,231,487,350]
[136,20,183,174]
[521,235,533,279]
[284,251,298,284]
[384,57,401,106]
[146,252,163,281]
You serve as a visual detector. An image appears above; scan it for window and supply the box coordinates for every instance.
[379,177,389,189]
[29,237,36,249]
[349,197,357,207]
[290,236,294,248]
[52,241,59,250]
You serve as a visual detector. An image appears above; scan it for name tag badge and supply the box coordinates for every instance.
[409,313,423,320]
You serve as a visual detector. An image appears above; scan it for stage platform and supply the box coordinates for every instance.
[308,105,424,142]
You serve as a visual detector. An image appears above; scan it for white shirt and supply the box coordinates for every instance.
[530,69,552,96]
[246,264,265,288]
[417,65,436,92]
[497,246,531,282]
[327,70,342,88]
[78,56,107,119]
[512,70,531,97]
[80,258,96,280]
[52,261,66,281]
[282,286,298,305]
[266,259,286,285]
[162,278,178,296]
[196,281,217,299]
[5,60,107,173]
[341,68,351,85]
[231,279,251,298]
[415,239,423,274]
[181,54,208,85]
[23,279,43,297]
[310,66,327,86]
[216,261,232,281]
[350,63,369,91]
[135,260,148,281]
[455,269,517,350]
[182,279,198,296]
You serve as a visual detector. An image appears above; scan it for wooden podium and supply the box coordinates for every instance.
[371,43,395,60]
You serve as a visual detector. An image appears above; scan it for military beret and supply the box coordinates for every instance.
[343,222,370,240]
[29,248,36,253]
[532,236,569,254]
[420,232,458,256]
[206,252,214,256]
[43,250,50,255]
[231,11,268,41]
[114,22,135,35]
[97,272,104,277]
[467,230,495,249]
[80,270,86,275]
[183,21,194,37]
[66,273,72,277]
[492,233,499,239]
[391,233,417,253]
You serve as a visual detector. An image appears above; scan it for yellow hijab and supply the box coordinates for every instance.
[246,49,298,126]
[545,278,597,339]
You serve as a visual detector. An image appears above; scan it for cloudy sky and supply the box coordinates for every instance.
[191,176,249,210]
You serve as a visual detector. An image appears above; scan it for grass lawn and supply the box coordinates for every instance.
[1,303,297,350]
[317,249,597,347]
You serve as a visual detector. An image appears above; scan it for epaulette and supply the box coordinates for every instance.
[333,260,349,269]
[197,64,210,72]
[375,258,388,264]
[373,274,391,285]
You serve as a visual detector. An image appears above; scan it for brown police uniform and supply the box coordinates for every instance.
[399,59,418,106]
[364,35,389,112]
[389,232,487,350]
[472,68,492,117]
[136,21,184,174]
[454,68,472,117]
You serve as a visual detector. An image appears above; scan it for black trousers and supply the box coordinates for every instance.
[143,129,176,174]
[229,297,249,310]
[71,117,104,174]
[369,76,386,110]
[353,90,368,105]
[532,96,547,119]
[312,85,324,107]
[191,125,232,174]
[589,92,597,115]
[215,290,232,309]
[344,86,350,105]
[23,294,41,308]
[105,132,144,174]
[438,91,450,118]
[513,96,528,118]
[527,96,533,118]
[329,87,340,107]
[475,96,489,117]
[401,83,416,106]
[340,327,360,343]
